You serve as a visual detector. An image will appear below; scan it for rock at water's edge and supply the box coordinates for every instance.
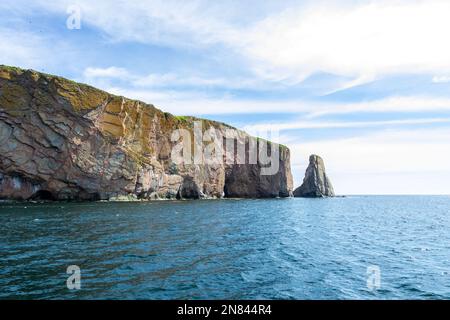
[294,155,335,198]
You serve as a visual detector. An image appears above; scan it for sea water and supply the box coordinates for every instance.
[1,196,449,299]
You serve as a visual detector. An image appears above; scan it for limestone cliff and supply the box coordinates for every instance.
[294,155,335,198]
[0,65,293,201]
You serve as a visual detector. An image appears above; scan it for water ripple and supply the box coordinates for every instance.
[1,196,450,299]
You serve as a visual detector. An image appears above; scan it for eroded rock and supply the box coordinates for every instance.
[0,65,294,201]
[294,155,335,198]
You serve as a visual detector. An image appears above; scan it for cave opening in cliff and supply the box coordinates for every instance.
[30,190,56,201]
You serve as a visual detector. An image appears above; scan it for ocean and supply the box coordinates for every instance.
[1,196,449,299]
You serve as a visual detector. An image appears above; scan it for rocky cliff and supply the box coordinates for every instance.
[0,65,293,201]
[294,154,335,198]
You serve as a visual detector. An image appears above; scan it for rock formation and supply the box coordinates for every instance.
[294,155,335,198]
[0,65,293,201]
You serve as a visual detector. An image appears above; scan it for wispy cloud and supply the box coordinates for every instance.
[22,0,245,48]
[83,66,131,79]
[432,75,450,83]
[306,96,450,118]
[83,66,270,90]
[22,0,450,90]
[243,0,450,86]
[91,87,450,118]
[244,118,450,132]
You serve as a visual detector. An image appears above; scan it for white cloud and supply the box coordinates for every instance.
[432,75,450,83]
[242,0,450,85]
[306,96,450,118]
[83,67,131,79]
[244,118,450,132]
[25,0,244,48]
[25,0,450,88]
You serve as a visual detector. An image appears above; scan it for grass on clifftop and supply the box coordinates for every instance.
[175,115,189,122]
[0,65,24,74]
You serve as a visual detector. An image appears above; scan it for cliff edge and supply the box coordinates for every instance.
[0,65,293,201]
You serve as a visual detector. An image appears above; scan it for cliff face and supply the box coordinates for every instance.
[293,154,335,198]
[0,65,293,201]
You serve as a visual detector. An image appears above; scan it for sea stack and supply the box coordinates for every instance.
[294,155,335,198]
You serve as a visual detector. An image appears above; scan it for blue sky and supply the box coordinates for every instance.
[2,0,450,194]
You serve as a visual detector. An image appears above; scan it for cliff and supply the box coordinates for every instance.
[294,154,335,198]
[0,65,293,201]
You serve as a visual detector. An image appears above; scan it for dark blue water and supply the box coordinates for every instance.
[1,196,450,299]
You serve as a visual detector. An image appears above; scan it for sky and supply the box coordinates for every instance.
[2,0,450,194]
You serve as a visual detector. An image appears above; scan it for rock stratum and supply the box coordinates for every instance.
[0,65,293,201]
[294,154,335,198]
